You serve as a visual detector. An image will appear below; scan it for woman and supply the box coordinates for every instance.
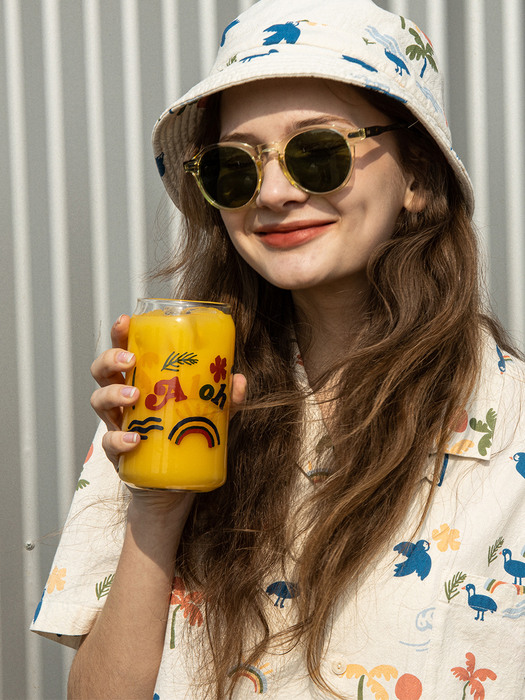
[32,1,525,698]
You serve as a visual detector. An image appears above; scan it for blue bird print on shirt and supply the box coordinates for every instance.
[33,587,46,623]
[512,452,525,479]
[393,540,432,580]
[496,344,507,373]
[501,548,525,585]
[266,581,299,607]
[463,584,497,621]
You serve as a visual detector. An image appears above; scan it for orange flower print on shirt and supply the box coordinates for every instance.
[451,652,496,699]
[169,576,204,649]
[432,523,461,552]
[46,566,66,594]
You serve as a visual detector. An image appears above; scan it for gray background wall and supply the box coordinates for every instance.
[1,1,523,698]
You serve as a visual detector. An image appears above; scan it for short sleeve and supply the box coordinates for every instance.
[30,421,128,649]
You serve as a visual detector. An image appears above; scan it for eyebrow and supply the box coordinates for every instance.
[219,115,357,143]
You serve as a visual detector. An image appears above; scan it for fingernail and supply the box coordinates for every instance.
[121,386,137,398]
[123,432,139,443]
[117,351,134,364]
[115,314,125,326]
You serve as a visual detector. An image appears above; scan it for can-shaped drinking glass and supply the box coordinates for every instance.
[119,298,235,491]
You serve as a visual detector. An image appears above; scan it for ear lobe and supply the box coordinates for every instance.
[403,177,427,213]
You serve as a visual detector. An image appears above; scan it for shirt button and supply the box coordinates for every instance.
[331,659,346,675]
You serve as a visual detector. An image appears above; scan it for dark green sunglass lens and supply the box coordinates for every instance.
[199,146,257,208]
[285,130,351,193]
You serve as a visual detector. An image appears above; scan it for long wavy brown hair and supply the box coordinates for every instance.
[154,82,515,698]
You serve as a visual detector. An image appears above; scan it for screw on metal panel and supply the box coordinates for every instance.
[24,541,35,551]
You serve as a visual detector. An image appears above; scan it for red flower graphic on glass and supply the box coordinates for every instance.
[170,576,204,649]
[210,355,227,383]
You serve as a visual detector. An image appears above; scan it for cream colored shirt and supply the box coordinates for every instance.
[31,337,525,699]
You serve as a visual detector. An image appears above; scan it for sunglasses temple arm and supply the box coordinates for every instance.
[362,123,406,138]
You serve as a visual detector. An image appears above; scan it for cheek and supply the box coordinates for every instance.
[220,211,244,242]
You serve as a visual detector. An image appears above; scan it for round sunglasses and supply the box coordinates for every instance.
[183,122,407,210]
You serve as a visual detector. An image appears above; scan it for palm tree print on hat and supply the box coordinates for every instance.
[405,28,437,77]
[169,576,204,649]
[451,652,496,699]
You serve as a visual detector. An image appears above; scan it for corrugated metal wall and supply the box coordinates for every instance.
[1,1,523,697]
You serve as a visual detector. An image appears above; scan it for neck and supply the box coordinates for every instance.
[292,282,367,384]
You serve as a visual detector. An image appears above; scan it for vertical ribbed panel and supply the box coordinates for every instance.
[42,0,77,516]
[4,0,41,695]
[503,0,525,342]
[465,0,491,277]
[199,0,219,74]
[121,0,147,307]
[425,0,448,110]
[83,0,111,346]
[0,2,523,697]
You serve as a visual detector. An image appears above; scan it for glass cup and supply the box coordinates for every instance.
[119,298,235,491]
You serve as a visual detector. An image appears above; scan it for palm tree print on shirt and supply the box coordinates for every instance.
[169,576,204,649]
[345,664,397,699]
[451,652,496,699]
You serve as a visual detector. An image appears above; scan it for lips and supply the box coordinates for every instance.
[254,220,333,248]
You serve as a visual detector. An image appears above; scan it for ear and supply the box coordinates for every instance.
[403,175,427,213]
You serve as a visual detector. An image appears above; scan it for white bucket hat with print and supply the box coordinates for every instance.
[152,0,474,214]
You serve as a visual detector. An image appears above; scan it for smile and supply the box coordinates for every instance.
[255,221,333,249]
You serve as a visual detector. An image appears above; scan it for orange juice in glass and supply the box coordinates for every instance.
[119,299,235,491]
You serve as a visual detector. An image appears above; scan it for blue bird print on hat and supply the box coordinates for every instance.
[462,584,497,621]
[220,19,239,47]
[341,55,378,72]
[393,539,432,580]
[365,26,409,76]
[263,21,309,45]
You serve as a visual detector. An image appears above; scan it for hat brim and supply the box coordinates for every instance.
[152,44,474,214]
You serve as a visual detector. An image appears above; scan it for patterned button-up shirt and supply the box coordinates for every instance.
[31,337,525,699]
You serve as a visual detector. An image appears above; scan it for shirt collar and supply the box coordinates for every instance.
[295,333,507,465]
[433,333,507,462]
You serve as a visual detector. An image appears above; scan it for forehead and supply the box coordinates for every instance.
[219,78,388,137]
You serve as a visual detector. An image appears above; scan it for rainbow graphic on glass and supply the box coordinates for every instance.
[119,299,235,491]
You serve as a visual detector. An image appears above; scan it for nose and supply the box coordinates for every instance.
[255,152,310,211]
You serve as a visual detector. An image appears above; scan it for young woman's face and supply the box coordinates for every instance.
[219,78,418,295]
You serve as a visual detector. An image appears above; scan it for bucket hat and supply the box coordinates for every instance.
[152,0,474,214]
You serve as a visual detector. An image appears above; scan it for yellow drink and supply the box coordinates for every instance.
[119,299,235,491]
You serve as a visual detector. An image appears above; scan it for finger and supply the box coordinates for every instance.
[101,429,140,468]
[230,373,247,417]
[91,348,136,388]
[91,384,140,429]
[111,314,131,350]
